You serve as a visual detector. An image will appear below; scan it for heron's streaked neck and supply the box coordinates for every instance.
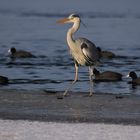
[67,20,80,48]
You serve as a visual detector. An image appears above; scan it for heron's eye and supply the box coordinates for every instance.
[69,16,74,19]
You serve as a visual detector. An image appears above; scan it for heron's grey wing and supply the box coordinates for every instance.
[80,39,100,63]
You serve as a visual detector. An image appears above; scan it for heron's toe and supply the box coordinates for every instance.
[63,92,70,97]
[89,93,93,97]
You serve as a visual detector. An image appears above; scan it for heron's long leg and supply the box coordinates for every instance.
[63,63,78,96]
[89,66,94,96]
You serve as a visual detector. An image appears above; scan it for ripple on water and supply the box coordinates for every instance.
[0,10,140,95]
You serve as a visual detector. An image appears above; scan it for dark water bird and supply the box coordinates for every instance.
[0,75,9,85]
[127,71,140,85]
[97,47,116,58]
[93,68,122,82]
[57,13,100,96]
[8,47,35,58]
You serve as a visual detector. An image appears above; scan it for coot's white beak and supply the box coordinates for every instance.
[8,49,11,54]
[126,74,129,78]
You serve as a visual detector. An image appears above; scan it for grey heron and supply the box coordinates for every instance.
[57,13,100,96]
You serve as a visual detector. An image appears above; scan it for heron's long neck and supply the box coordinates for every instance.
[67,21,80,48]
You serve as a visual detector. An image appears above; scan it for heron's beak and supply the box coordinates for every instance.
[57,18,70,24]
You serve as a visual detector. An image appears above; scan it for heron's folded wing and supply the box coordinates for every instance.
[81,42,100,63]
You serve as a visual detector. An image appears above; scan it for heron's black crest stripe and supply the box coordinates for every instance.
[71,14,80,18]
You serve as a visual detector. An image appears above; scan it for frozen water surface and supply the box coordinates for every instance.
[0,120,140,140]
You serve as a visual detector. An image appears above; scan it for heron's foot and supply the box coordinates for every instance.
[83,93,93,97]
[63,91,70,97]
[89,92,93,97]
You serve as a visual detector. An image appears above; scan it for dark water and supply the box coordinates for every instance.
[0,0,140,95]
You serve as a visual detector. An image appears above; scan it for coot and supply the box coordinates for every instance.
[93,68,122,82]
[127,71,140,85]
[97,47,116,58]
[0,76,9,85]
[8,47,35,58]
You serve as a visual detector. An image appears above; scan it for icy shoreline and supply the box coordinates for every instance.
[0,89,140,125]
[0,119,140,140]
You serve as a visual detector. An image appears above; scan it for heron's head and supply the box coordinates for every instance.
[57,13,81,24]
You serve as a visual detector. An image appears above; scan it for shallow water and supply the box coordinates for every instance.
[0,0,140,95]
